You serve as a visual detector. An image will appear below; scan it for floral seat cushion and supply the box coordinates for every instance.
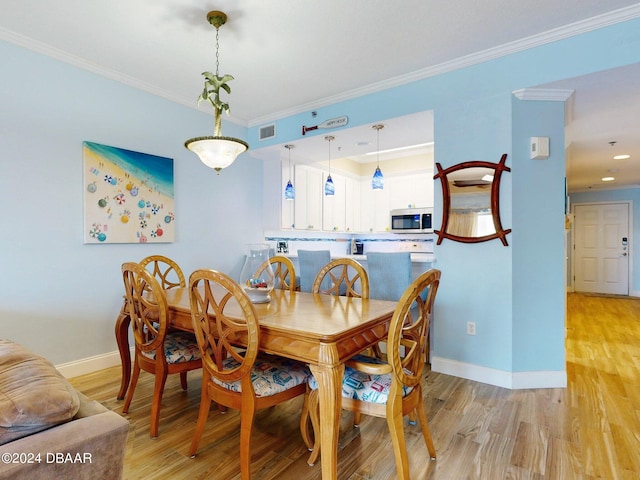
[213,355,309,397]
[308,354,413,405]
[141,331,201,363]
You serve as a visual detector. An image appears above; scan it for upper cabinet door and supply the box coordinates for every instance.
[388,173,433,210]
[360,179,390,232]
[294,165,323,230]
[344,177,360,233]
[322,172,346,232]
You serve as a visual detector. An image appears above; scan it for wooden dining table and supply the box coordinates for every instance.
[115,286,397,480]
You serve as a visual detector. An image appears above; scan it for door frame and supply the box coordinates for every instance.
[570,200,633,295]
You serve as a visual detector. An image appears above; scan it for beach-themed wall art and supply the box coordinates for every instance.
[83,141,175,244]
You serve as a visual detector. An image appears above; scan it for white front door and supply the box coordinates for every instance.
[574,202,629,295]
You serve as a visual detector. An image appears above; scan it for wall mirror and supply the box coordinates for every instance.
[433,153,511,245]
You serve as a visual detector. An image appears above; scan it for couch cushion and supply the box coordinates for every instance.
[0,340,80,445]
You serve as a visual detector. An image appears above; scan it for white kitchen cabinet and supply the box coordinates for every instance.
[345,177,360,232]
[284,166,433,233]
[360,179,390,232]
[322,172,346,231]
[294,164,323,230]
[388,173,433,210]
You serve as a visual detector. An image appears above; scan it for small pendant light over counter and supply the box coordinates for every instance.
[324,135,335,196]
[284,144,295,200]
[184,10,249,173]
[371,124,384,190]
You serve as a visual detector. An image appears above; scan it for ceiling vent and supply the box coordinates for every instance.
[259,124,276,141]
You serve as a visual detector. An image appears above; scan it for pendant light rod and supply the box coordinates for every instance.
[325,135,335,170]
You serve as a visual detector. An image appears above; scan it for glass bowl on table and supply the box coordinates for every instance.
[239,243,275,303]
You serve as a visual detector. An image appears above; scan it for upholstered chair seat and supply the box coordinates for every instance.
[307,354,413,403]
[140,331,201,363]
[212,355,309,396]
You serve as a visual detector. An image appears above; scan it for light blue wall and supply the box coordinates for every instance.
[0,41,263,364]
[257,17,640,379]
[2,15,640,379]
[570,188,640,292]
[433,93,514,371]
[512,99,567,372]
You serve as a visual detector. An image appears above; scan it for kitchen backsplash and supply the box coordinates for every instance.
[264,231,434,257]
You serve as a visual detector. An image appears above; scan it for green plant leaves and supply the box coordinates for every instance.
[197,71,235,115]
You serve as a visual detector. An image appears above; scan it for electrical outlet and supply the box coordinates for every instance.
[466,322,476,335]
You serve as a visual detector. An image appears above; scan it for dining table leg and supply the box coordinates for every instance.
[309,343,344,480]
[114,301,131,400]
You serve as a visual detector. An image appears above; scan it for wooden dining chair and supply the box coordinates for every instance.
[302,268,441,479]
[187,269,310,479]
[139,254,186,290]
[121,262,201,438]
[310,257,369,298]
[299,257,374,447]
[311,258,377,358]
[255,255,297,292]
[116,255,186,400]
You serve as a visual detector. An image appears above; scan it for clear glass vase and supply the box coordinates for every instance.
[239,244,274,303]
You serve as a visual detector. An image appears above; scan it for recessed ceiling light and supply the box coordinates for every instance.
[613,154,630,160]
[601,176,615,182]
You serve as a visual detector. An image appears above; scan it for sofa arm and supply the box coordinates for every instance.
[0,410,129,480]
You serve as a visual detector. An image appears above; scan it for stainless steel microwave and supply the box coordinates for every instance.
[390,208,433,233]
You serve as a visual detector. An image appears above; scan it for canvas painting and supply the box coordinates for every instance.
[83,141,175,243]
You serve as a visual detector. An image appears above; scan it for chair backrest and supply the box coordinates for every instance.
[122,261,169,354]
[297,250,331,293]
[387,269,440,389]
[312,258,369,298]
[366,252,412,301]
[256,255,296,292]
[139,255,186,290]
[188,269,260,393]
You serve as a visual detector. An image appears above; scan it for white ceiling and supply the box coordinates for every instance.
[2,1,640,191]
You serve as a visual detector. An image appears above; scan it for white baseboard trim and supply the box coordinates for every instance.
[56,348,132,379]
[57,349,568,389]
[431,357,567,389]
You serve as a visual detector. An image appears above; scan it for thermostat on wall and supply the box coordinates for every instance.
[530,137,549,159]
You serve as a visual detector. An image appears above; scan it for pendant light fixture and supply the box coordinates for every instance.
[284,144,295,200]
[324,135,335,196]
[184,11,249,173]
[371,124,384,190]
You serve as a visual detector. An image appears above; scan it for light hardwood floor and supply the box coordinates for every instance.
[69,293,640,479]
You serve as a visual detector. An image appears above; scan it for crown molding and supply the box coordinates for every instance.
[512,88,575,101]
[250,4,640,127]
[0,28,188,105]
[0,27,247,127]
[3,3,640,130]
[512,88,576,125]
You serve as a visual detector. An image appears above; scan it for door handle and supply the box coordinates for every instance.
[622,252,628,256]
